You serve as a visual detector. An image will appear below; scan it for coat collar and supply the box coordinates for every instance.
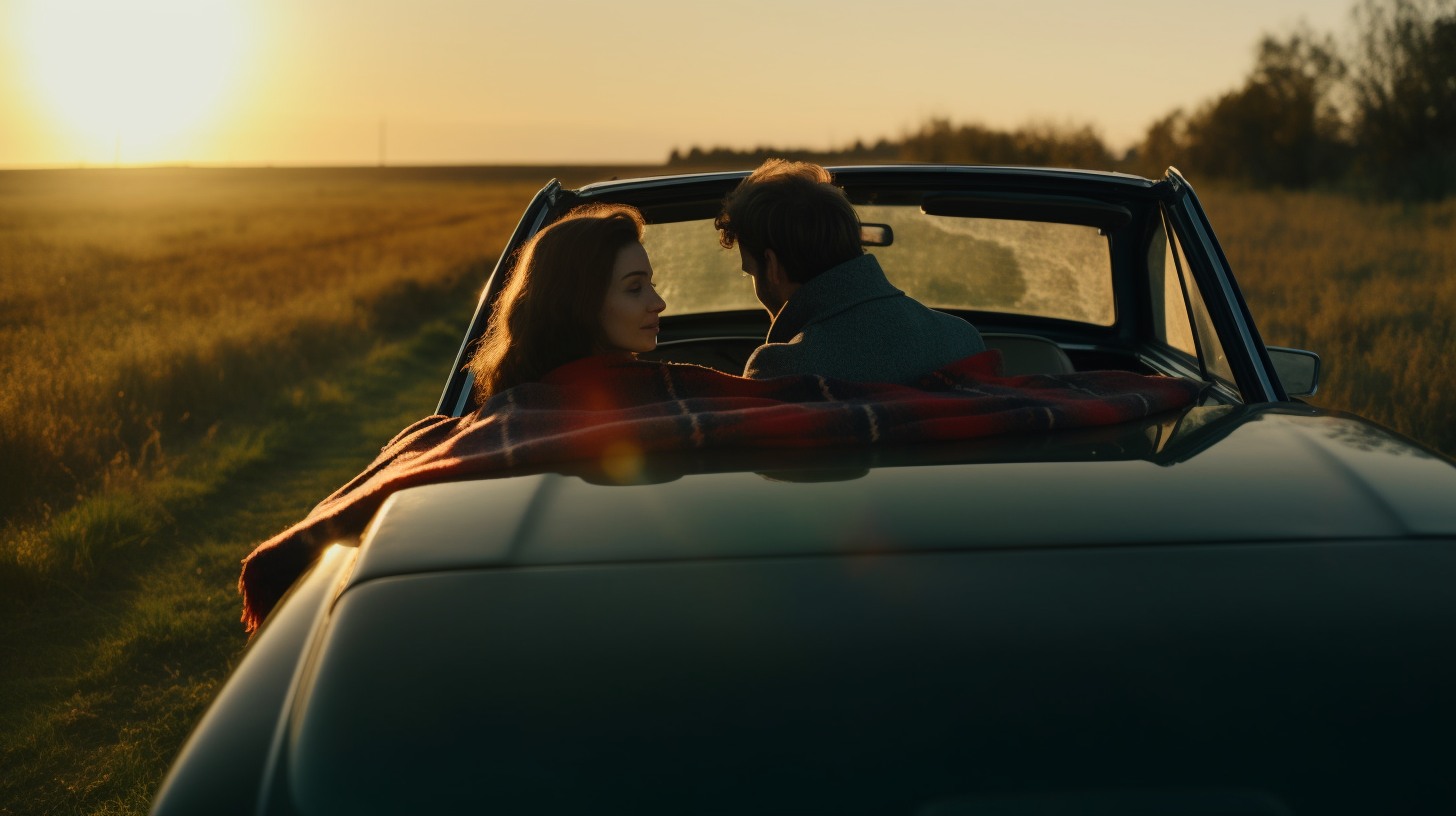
[767,254,902,343]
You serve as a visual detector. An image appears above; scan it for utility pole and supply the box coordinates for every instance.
[378,116,386,167]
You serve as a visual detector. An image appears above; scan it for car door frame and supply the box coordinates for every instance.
[1158,169,1284,403]
[435,179,563,416]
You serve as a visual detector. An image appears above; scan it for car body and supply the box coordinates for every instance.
[153,166,1456,816]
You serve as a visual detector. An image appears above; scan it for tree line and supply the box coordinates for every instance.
[668,0,1456,199]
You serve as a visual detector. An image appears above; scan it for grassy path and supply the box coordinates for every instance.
[0,318,466,816]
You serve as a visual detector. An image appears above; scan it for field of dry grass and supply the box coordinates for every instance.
[0,166,649,587]
[1198,186,1456,456]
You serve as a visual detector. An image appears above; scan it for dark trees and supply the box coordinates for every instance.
[1186,31,1349,188]
[1349,0,1456,197]
[1139,0,1456,198]
[898,120,1115,170]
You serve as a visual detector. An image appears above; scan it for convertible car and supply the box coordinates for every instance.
[152,166,1456,816]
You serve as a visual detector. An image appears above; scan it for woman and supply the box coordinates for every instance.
[468,202,666,404]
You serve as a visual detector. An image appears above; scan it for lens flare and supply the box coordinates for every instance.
[600,440,646,484]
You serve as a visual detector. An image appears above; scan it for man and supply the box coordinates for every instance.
[715,159,986,385]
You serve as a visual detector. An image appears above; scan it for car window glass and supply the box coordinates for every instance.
[641,219,758,314]
[1146,221,1198,358]
[1165,213,1238,391]
[638,208,1115,325]
[857,205,1114,325]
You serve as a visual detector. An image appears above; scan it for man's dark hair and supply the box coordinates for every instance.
[715,159,862,284]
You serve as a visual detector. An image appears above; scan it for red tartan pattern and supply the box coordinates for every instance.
[238,350,1204,632]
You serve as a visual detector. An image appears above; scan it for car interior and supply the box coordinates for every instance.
[641,331,1077,378]
[624,192,1188,382]
[441,174,1249,417]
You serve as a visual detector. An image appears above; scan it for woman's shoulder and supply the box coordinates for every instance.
[537,352,640,385]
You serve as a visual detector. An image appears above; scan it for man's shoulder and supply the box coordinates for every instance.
[743,335,808,379]
[921,301,983,334]
[823,289,981,333]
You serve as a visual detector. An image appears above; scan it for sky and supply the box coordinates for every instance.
[0,0,1355,167]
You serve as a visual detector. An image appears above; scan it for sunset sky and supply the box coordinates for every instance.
[1,0,1353,167]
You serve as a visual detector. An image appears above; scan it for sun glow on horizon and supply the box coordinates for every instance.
[18,0,251,162]
[0,0,1357,168]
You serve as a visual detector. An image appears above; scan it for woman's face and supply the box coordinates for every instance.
[599,242,666,354]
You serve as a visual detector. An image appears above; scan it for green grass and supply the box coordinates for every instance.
[0,315,467,816]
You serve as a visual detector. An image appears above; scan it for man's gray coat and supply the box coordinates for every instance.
[743,254,986,385]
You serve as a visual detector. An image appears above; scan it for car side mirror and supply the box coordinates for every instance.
[1266,346,1321,397]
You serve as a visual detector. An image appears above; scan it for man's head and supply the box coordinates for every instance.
[715,160,863,314]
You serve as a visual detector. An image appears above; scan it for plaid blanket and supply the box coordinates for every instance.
[239,351,1203,632]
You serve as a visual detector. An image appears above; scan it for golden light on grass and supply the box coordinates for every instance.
[0,169,548,570]
[16,0,251,161]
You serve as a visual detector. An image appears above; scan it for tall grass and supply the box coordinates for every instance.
[1199,186,1456,455]
[0,167,561,579]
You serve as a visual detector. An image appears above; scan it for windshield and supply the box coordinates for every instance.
[641,205,1115,325]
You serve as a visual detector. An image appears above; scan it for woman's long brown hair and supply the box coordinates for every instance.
[467,202,646,404]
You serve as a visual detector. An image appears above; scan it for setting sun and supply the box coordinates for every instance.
[17,0,250,162]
